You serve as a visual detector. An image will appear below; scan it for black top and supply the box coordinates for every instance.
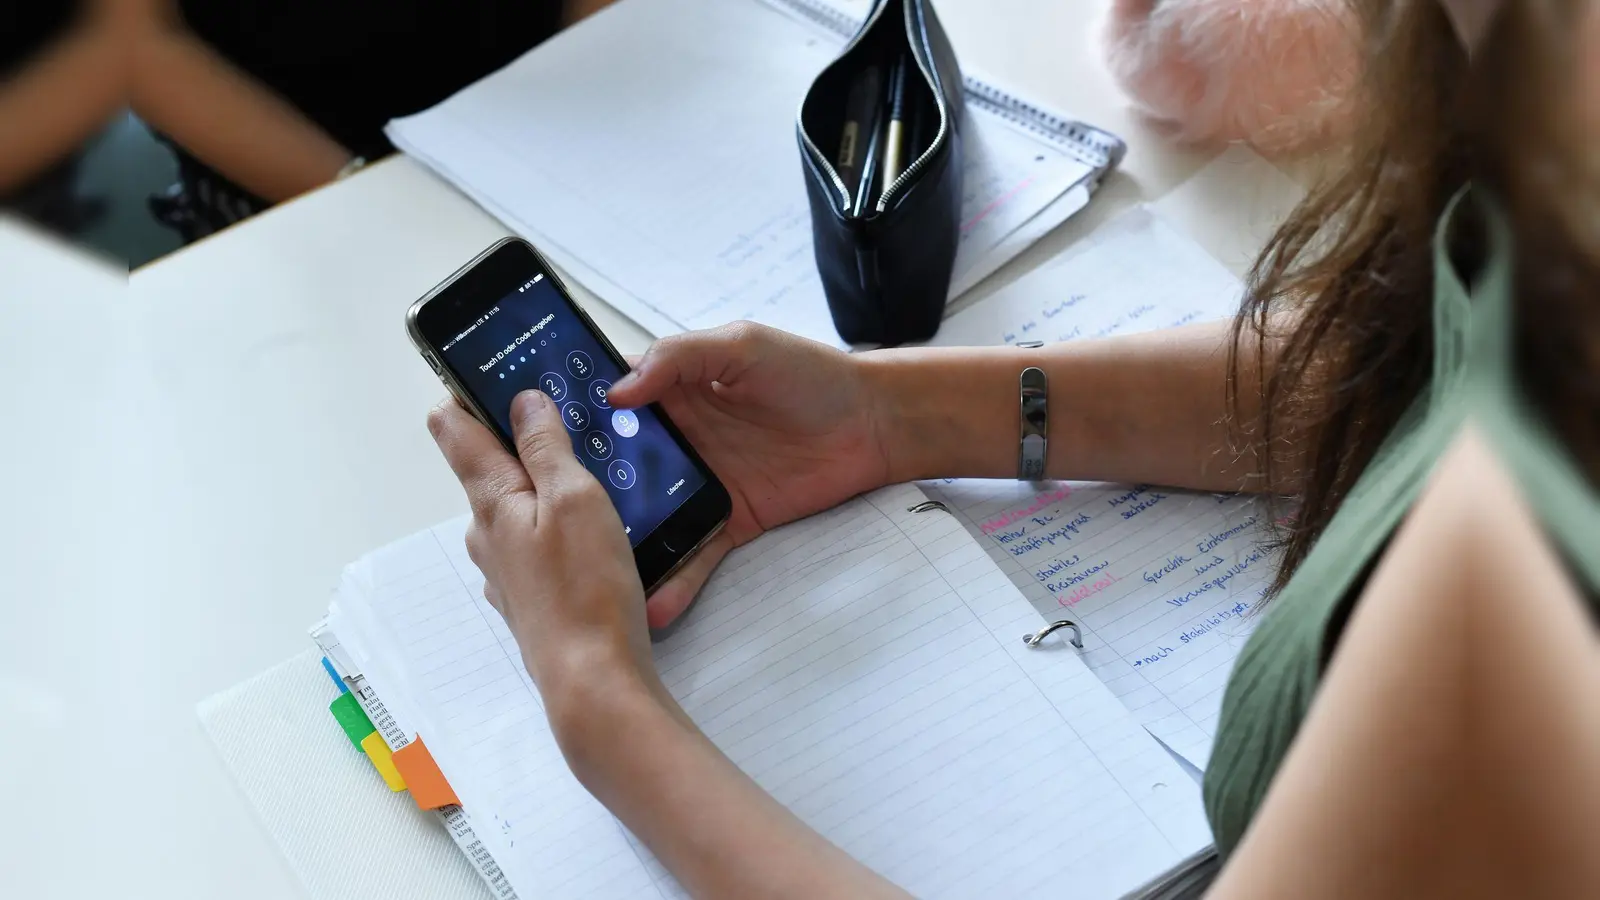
[177,0,565,159]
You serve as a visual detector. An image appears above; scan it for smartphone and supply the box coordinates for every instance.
[406,238,731,594]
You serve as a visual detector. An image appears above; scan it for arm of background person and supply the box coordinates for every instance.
[126,0,353,203]
[0,1,129,194]
[868,317,1292,493]
[562,0,618,24]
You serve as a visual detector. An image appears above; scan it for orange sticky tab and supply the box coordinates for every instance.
[392,736,460,810]
[360,732,406,792]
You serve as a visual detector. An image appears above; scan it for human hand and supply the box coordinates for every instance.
[608,322,893,628]
[428,389,664,734]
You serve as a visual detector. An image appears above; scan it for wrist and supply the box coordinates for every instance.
[858,347,1021,482]
[858,350,931,483]
[537,648,681,779]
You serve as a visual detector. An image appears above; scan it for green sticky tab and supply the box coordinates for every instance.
[329,692,376,749]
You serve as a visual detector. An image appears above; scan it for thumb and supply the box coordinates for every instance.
[645,529,734,630]
[607,323,763,408]
[510,390,586,490]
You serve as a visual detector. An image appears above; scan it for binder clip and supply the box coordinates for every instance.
[907,500,949,514]
[1023,619,1083,650]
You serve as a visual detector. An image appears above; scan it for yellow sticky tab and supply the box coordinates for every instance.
[360,732,407,792]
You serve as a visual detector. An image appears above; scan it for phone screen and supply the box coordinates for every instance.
[434,273,709,548]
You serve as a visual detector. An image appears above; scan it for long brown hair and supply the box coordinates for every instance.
[1230,0,1600,594]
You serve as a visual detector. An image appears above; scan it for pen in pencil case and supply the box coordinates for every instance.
[880,54,910,192]
[836,65,883,201]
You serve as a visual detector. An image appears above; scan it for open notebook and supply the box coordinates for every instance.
[386,0,1123,346]
[917,206,1279,769]
[321,482,1211,898]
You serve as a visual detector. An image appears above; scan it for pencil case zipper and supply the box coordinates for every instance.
[797,0,951,218]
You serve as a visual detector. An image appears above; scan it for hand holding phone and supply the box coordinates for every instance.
[407,238,732,594]
[426,390,662,692]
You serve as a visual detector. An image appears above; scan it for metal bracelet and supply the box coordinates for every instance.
[1018,366,1048,480]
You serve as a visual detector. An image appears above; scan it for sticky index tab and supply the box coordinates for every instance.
[329,692,375,749]
[321,656,349,693]
[361,732,406,792]
[392,737,460,810]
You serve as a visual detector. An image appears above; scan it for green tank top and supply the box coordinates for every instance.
[1203,191,1600,856]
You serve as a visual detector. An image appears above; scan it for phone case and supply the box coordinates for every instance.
[797,0,965,346]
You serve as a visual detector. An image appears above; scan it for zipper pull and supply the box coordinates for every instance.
[855,244,880,296]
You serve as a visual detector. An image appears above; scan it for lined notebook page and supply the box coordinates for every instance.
[920,481,1271,770]
[923,207,1278,768]
[335,483,1209,898]
[386,0,1098,346]
[929,205,1240,347]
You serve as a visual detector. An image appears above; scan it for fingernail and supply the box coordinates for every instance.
[426,400,452,438]
[512,389,550,426]
[613,368,640,392]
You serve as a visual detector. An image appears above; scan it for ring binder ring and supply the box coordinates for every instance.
[1023,619,1083,650]
[907,500,949,514]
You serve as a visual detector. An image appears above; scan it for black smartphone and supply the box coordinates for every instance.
[406,238,731,594]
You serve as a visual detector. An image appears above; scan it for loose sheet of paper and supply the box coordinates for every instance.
[922,208,1278,768]
[332,483,1211,898]
[386,0,1098,347]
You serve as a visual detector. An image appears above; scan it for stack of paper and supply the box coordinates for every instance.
[387,0,1121,346]
[322,483,1211,898]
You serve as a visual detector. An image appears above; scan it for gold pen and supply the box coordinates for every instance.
[880,55,909,193]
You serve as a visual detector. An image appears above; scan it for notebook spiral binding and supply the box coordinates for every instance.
[771,0,1126,174]
[962,81,1125,171]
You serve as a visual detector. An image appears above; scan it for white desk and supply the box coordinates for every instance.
[1,1,1298,895]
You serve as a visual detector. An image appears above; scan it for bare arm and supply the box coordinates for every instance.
[0,2,128,193]
[430,395,908,900]
[866,318,1280,492]
[126,0,352,203]
[562,0,618,24]
[1209,429,1600,897]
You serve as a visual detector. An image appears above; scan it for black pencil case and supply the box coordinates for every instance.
[797,0,964,345]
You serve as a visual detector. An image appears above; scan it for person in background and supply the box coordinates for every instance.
[0,1,127,236]
[426,0,1600,896]
[126,0,615,240]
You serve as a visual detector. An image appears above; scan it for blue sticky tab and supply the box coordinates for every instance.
[322,656,349,693]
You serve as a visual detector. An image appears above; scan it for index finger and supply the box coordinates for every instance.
[427,399,534,520]
[606,323,763,409]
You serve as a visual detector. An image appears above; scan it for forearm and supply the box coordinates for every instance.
[0,7,128,193]
[865,319,1276,492]
[128,19,351,202]
[552,672,907,900]
[562,0,618,24]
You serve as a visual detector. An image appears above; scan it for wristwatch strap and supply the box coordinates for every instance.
[1018,365,1048,480]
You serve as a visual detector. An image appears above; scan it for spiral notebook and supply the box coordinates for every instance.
[386,0,1124,346]
[294,482,1211,899]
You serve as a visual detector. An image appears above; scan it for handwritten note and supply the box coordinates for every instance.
[931,205,1242,348]
[922,480,1272,769]
[924,207,1276,768]
[330,483,1212,898]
